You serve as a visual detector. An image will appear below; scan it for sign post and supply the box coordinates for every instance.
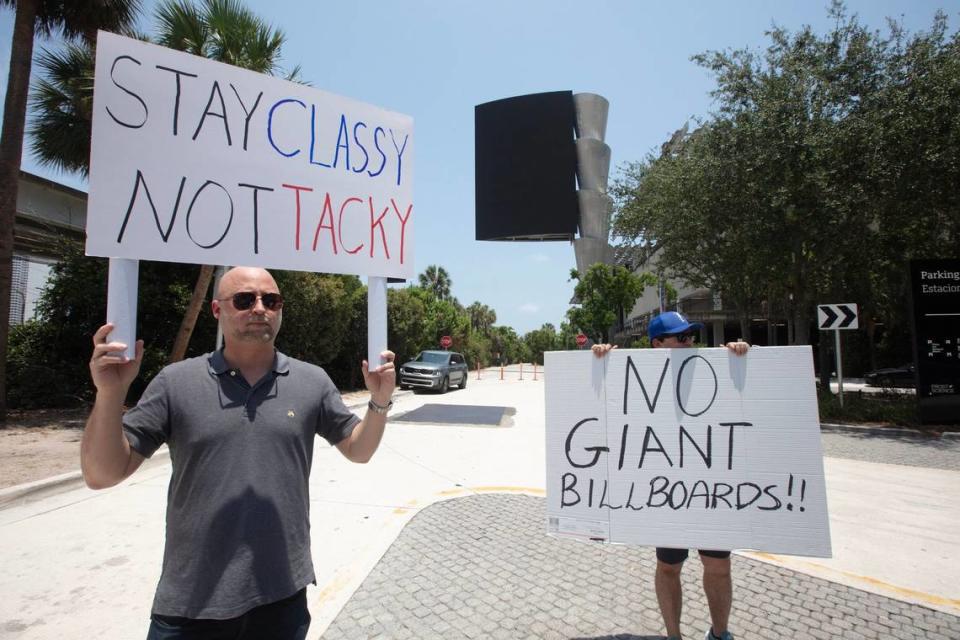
[817,303,859,407]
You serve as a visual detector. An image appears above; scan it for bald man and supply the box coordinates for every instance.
[83,267,396,640]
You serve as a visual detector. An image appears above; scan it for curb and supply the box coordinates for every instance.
[0,446,171,510]
[0,389,417,510]
[820,422,959,438]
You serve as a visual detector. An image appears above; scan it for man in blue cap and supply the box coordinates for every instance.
[593,311,748,640]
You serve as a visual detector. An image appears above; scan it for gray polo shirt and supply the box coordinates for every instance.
[123,349,360,619]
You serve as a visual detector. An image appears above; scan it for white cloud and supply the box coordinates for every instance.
[519,303,540,314]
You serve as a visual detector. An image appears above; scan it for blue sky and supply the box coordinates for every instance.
[1,1,954,334]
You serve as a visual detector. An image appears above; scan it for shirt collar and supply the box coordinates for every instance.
[208,349,290,376]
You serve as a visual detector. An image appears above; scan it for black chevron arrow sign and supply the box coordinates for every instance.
[818,303,859,330]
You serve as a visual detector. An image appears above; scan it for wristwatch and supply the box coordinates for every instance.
[367,398,393,415]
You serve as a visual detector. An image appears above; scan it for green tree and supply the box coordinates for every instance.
[613,2,960,365]
[6,238,215,408]
[417,264,452,301]
[523,323,559,365]
[466,301,496,334]
[567,264,653,343]
[490,325,525,365]
[0,0,142,420]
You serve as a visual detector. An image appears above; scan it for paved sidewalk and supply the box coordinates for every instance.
[323,493,960,640]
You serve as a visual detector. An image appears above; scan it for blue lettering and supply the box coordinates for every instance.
[367,126,387,178]
[333,114,350,170]
[352,121,369,173]
[268,98,306,157]
[389,129,409,186]
[309,104,332,167]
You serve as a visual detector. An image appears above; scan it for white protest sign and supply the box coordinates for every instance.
[86,31,414,279]
[545,346,831,558]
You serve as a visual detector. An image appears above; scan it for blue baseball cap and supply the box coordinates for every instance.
[648,311,703,340]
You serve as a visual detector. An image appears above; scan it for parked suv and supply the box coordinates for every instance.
[398,350,468,393]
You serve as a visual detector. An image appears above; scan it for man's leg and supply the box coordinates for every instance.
[700,553,732,637]
[241,588,311,640]
[655,548,688,638]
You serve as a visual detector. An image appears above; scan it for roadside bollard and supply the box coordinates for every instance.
[519,363,524,380]
[500,365,504,380]
[533,363,538,381]
[477,361,481,380]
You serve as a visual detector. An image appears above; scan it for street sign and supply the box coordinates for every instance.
[575,333,588,347]
[817,303,859,330]
[440,335,452,349]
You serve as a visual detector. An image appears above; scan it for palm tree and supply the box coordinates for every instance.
[0,0,142,421]
[418,265,452,301]
[28,42,96,176]
[467,301,496,334]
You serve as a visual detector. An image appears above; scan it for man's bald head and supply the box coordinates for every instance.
[215,267,278,300]
[212,267,282,345]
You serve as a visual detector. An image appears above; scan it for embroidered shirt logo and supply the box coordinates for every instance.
[287,410,296,418]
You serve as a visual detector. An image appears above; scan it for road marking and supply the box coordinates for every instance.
[746,551,960,615]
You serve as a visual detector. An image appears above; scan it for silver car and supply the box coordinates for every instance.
[398,350,469,393]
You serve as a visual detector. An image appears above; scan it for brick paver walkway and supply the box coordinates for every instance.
[323,493,959,639]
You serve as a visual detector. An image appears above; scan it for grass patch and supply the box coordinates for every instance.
[817,389,921,427]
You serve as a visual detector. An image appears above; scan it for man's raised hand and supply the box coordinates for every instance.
[89,324,144,394]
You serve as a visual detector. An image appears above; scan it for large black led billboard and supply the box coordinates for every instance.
[475,91,578,241]
[909,259,960,424]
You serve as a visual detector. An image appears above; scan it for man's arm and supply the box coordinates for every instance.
[592,341,750,357]
[336,350,396,463]
[81,324,146,489]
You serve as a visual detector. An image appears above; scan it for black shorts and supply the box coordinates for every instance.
[656,547,731,565]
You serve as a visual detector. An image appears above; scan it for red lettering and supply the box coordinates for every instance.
[338,196,364,254]
[312,192,338,254]
[391,199,412,265]
[281,183,313,251]
[369,197,390,260]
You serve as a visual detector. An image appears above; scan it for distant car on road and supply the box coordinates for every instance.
[864,363,916,388]
[398,350,469,393]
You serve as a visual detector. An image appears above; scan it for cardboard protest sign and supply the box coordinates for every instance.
[86,31,414,279]
[545,346,831,558]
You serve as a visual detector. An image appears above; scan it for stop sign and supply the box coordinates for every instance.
[575,333,588,347]
[440,335,452,349]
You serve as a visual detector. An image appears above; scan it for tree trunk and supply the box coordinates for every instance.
[866,316,877,372]
[0,0,40,422]
[793,306,811,345]
[738,313,752,344]
[169,265,215,363]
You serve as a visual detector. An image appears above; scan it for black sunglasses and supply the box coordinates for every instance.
[220,291,284,311]
[660,332,696,343]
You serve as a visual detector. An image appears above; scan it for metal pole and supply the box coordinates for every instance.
[106,258,139,359]
[834,329,844,408]
[213,265,227,351]
[367,276,388,367]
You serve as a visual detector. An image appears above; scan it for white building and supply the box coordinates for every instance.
[8,171,86,325]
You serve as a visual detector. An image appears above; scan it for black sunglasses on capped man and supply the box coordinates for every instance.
[219,292,284,311]
[659,332,696,343]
